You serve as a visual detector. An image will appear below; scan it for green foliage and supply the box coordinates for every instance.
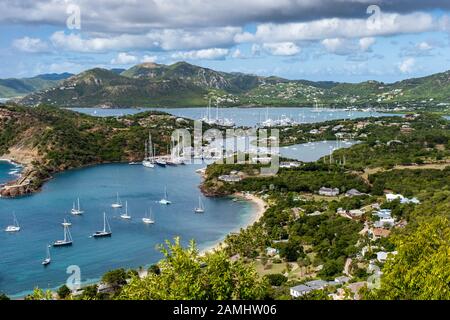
[101,268,128,288]
[0,293,10,300]
[57,285,71,299]
[368,216,450,300]
[118,238,268,300]
[265,274,288,287]
[24,288,53,300]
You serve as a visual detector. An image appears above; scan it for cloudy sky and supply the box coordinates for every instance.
[1,0,450,82]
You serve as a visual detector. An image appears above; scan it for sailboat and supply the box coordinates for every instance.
[194,196,205,213]
[5,213,20,232]
[61,218,72,227]
[53,224,73,247]
[120,201,132,220]
[111,192,123,208]
[42,245,51,266]
[159,187,172,205]
[142,208,155,224]
[71,198,84,215]
[142,132,155,168]
[92,212,112,238]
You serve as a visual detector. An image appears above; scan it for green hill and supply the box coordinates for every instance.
[0,73,72,98]
[13,62,450,109]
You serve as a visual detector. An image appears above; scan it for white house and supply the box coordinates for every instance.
[290,285,313,298]
[319,187,340,196]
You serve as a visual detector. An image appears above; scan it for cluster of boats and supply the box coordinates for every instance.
[199,99,235,127]
[134,133,186,168]
[3,188,206,266]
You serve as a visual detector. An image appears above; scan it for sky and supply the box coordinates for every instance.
[1,0,450,83]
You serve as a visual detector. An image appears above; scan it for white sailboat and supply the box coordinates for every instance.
[142,208,155,224]
[5,213,20,232]
[42,245,51,266]
[159,187,172,205]
[111,192,123,208]
[62,218,72,227]
[142,132,155,168]
[120,201,132,220]
[71,198,84,215]
[92,212,112,238]
[194,196,205,213]
[53,224,73,247]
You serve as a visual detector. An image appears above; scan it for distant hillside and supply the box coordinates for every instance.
[0,73,73,98]
[14,62,450,109]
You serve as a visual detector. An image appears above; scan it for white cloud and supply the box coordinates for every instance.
[231,49,243,59]
[238,12,437,44]
[398,57,416,73]
[359,37,376,51]
[111,52,138,65]
[50,27,240,53]
[171,48,229,60]
[12,37,49,53]
[141,55,158,63]
[417,41,432,51]
[262,42,301,56]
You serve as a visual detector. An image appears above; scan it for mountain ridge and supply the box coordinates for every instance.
[9,62,450,109]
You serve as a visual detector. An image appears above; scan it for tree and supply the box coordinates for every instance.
[57,285,71,299]
[25,288,53,300]
[148,264,160,275]
[265,274,287,287]
[118,237,268,300]
[102,268,128,288]
[368,216,450,300]
[0,293,9,300]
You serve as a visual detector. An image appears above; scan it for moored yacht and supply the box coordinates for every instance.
[111,192,123,208]
[120,201,132,220]
[159,187,172,205]
[5,213,21,232]
[53,224,73,247]
[71,198,84,215]
[92,212,112,238]
[142,208,155,224]
[42,245,51,266]
[194,196,205,213]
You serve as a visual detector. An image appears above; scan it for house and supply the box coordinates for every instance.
[370,228,391,239]
[374,218,396,228]
[373,209,393,219]
[348,209,365,218]
[377,251,398,262]
[347,282,367,300]
[266,247,279,257]
[345,189,366,197]
[336,207,348,215]
[290,285,314,298]
[307,211,323,217]
[334,276,351,285]
[305,280,330,290]
[386,193,403,202]
[309,129,320,135]
[218,175,241,182]
[319,187,340,196]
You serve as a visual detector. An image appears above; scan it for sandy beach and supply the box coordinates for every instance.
[200,192,267,256]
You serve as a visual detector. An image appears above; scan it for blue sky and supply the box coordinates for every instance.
[1,1,450,83]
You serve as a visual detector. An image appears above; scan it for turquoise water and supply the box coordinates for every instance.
[0,163,255,297]
[68,107,398,127]
[0,161,20,185]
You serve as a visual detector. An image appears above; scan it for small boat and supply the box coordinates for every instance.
[42,245,51,266]
[142,208,155,224]
[92,212,112,238]
[142,133,155,168]
[111,192,123,208]
[194,196,205,213]
[120,201,132,220]
[159,187,171,205]
[155,159,167,167]
[5,213,20,232]
[71,198,84,215]
[62,219,72,227]
[53,224,73,247]
[129,162,140,165]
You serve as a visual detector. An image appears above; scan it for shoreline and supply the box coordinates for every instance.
[200,192,267,256]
